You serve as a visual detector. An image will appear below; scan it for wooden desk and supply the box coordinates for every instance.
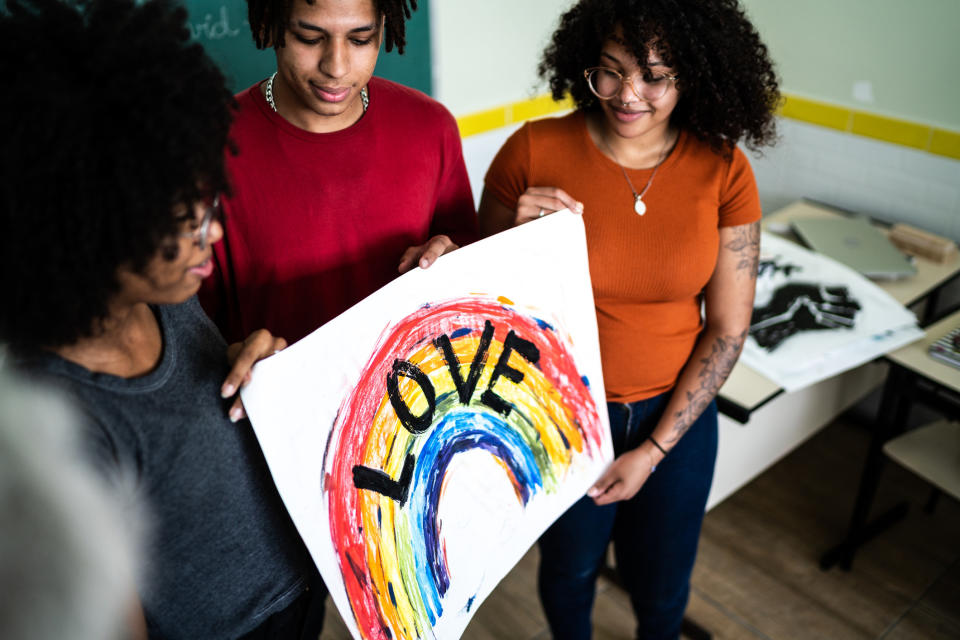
[707,200,960,510]
[718,200,960,422]
[820,309,960,570]
[884,309,960,390]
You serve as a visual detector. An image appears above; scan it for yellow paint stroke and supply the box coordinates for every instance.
[358,327,587,635]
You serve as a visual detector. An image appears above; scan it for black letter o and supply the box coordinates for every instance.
[386,359,436,434]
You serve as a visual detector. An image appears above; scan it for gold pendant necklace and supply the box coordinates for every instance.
[601,131,671,216]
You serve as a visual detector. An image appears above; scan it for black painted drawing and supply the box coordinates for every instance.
[742,234,920,392]
[757,257,803,279]
[750,256,862,351]
[751,283,862,351]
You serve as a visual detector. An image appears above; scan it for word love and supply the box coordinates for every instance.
[352,320,539,504]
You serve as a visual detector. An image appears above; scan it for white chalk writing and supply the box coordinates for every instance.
[188,6,242,41]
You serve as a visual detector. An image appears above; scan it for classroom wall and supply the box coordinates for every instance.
[740,0,960,130]
[431,0,571,115]
[435,1,960,242]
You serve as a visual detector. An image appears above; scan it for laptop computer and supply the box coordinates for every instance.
[791,216,917,280]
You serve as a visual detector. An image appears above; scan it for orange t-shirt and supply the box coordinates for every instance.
[484,111,761,402]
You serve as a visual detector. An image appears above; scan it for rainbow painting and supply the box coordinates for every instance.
[322,295,606,640]
[240,211,611,640]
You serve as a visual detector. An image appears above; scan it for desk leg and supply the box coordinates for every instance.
[924,488,942,514]
[820,365,913,570]
[921,289,941,325]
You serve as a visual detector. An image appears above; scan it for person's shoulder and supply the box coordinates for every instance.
[676,132,748,169]
[680,132,754,160]
[158,296,203,324]
[514,111,584,152]
[158,297,224,348]
[229,83,269,128]
[523,111,583,140]
[370,77,456,128]
[370,77,440,108]
[728,144,752,167]
[526,110,581,133]
[10,347,75,384]
[232,83,261,111]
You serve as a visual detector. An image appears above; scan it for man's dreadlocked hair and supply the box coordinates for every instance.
[247,0,417,53]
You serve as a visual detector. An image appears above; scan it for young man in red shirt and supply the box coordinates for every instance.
[202,0,478,344]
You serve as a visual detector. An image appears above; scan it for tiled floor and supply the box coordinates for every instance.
[320,418,960,639]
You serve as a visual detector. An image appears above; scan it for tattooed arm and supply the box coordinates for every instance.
[589,221,760,505]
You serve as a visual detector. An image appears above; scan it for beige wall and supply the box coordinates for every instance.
[431,0,572,115]
[740,0,960,130]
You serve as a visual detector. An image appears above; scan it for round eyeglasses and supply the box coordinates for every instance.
[179,194,220,251]
[584,67,679,102]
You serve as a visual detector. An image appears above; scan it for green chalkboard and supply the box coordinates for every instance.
[184,0,432,95]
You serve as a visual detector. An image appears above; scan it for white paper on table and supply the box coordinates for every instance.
[742,232,923,392]
[241,210,613,640]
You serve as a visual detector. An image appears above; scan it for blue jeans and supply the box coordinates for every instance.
[537,393,718,640]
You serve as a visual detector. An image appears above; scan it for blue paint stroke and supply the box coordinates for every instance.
[404,410,545,624]
[534,317,554,331]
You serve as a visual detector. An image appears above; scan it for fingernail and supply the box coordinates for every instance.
[221,384,235,398]
[576,202,584,213]
[229,407,243,423]
[420,258,429,269]
[587,487,599,497]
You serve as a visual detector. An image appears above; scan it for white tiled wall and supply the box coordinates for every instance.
[749,119,960,242]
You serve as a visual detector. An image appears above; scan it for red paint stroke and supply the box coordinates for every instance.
[324,297,602,639]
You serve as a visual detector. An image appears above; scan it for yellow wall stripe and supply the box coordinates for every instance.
[512,94,575,124]
[455,95,572,138]
[928,128,960,161]
[456,106,510,138]
[779,95,850,132]
[850,112,930,150]
[455,92,960,161]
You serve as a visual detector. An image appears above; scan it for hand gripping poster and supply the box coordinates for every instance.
[241,211,613,640]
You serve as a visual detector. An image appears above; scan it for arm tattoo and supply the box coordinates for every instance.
[667,329,748,443]
[725,222,760,279]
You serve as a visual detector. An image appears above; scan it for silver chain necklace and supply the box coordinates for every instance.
[265,71,369,115]
[601,131,672,216]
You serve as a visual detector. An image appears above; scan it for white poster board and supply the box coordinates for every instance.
[741,232,923,391]
[241,211,613,640]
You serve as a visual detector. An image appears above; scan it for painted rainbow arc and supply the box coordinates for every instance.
[323,296,604,640]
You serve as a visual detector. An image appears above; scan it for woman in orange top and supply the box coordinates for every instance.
[479,0,779,637]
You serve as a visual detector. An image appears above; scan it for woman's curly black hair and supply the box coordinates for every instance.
[539,0,780,154]
[0,0,234,352]
[247,0,417,53]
